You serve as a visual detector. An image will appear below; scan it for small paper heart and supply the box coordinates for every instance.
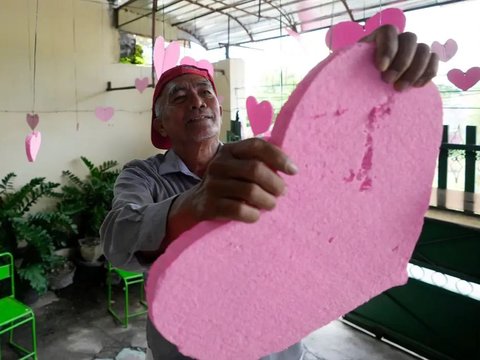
[26,113,39,130]
[135,77,149,93]
[180,56,214,77]
[25,131,42,162]
[246,96,274,136]
[431,39,458,62]
[154,36,180,78]
[95,106,115,122]
[447,67,480,91]
[286,28,301,40]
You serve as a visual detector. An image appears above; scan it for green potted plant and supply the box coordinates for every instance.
[57,157,119,263]
[0,173,77,297]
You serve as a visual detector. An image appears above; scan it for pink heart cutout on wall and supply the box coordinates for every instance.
[180,56,214,77]
[326,8,406,51]
[447,67,480,91]
[25,131,42,162]
[135,77,149,93]
[26,113,39,130]
[246,96,274,136]
[154,36,180,79]
[95,107,114,122]
[431,39,458,62]
[147,43,443,359]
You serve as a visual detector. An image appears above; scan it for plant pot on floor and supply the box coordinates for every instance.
[79,237,103,263]
[48,260,76,290]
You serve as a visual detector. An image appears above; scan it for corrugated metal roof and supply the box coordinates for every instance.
[114,0,465,50]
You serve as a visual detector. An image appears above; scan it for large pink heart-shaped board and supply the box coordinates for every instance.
[147,43,443,360]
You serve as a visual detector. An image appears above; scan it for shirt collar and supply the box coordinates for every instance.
[157,149,200,180]
[158,143,223,180]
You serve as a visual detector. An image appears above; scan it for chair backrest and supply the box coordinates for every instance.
[0,252,15,298]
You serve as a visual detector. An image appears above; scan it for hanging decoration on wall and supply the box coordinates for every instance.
[180,57,214,77]
[447,67,480,91]
[245,96,274,136]
[325,8,406,51]
[25,131,42,162]
[431,39,458,62]
[135,77,149,93]
[95,106,115,122]
[153,36,180,79]
[26,113,40,130]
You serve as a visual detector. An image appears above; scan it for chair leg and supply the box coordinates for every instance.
[32,315,37,360]
[124,281,129,328]
[107,271,112,312]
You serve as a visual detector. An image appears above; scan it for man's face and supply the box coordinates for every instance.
[155,74,222,147]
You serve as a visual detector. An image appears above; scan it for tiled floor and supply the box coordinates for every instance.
[1,272,419,360]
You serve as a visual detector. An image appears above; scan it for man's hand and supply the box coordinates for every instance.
[361,25,439,91]
[190,138,297,223]
[163,138,297,245]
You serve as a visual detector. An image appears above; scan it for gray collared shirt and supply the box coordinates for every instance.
[100,149,200,271]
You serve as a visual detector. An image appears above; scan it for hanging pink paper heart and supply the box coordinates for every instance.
[154,36,180,79]
[180,56,214,77]
[431,39,458,62]
[447,67,480,91]
[95,106,114,122]
[25,131,42,162]
[147,43,443,359]
[26,113,39,130]
[326,8,406,51]
[246,96,274,136]
[286,28,301,40]
[135,77,149,93]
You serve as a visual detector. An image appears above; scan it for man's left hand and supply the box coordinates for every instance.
[361,25,439,91]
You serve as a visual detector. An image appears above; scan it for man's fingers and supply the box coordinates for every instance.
[208,157,286,197]
[381,31,418,85]
[413,52,439,87]
[393,42,431,91]
[206,178,278,211]
[214,198,261,223]
[361,24,399,72]
[225,138,298,176]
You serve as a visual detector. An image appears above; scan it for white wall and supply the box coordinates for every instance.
[0,0,164,187]
[0,0,245,190]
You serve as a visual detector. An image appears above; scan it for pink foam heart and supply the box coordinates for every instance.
[246,96,274,136]
[26,113,39,130]
[154,36,180,79]
[135,77,149,93]
[147,43,442,360]
[431,39,458,62]
[447,67,480,91]
[25,131,42,162]
[326,8,406,51]
[180,56,214,78]
[95,106,114,122]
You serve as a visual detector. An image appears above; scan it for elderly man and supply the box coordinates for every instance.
[100,25,438,359]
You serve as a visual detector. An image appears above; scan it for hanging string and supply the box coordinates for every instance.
[32,0,40,113]
[328,0,335,52]
[72,0,80,130]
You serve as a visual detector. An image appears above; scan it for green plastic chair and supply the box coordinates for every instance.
[106,262,147,327]
[0,252,37,360]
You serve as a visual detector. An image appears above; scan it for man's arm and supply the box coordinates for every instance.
[100,165,178,271]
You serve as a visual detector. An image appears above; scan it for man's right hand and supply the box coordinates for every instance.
[165,138,298,243]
